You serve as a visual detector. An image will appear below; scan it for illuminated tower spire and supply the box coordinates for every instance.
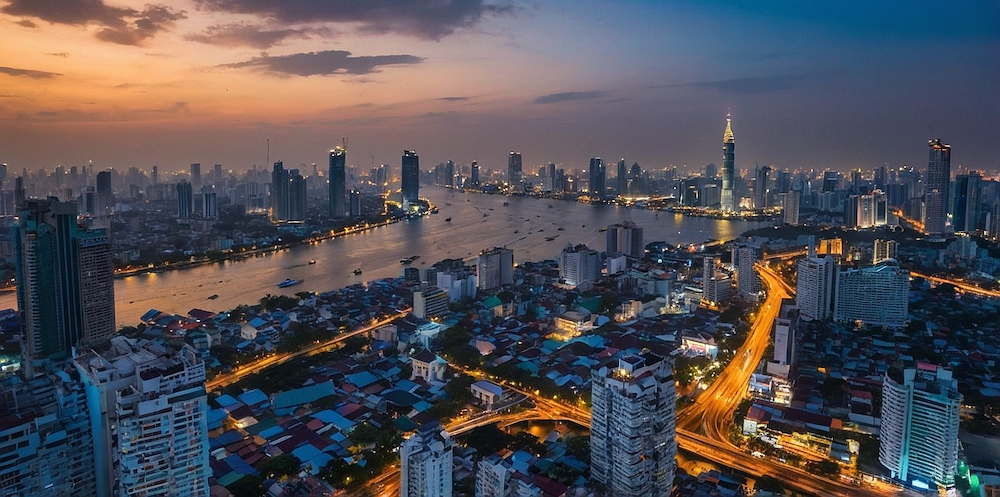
[721,111,736,212]
[724,111,734,143]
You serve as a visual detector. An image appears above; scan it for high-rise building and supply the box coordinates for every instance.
[477,247,514,294]
[16,199,115,375]
[95,170,113,214]
[413,287,449,319]
[606,221,644,258]
[329,146,347,218]
[796,255,836,321]
[705,162,717,179]
[400,422,453,497]
[177,181,193,218]
[952,172,982,234]
[559,244,601,287]
[822,171,840,193]
[733,245,761,300]
[616,158,627,196]
[507,152,522,191]
[628,162,642,195]
[721,113,735,212]
[271,161,289,221]
[879,365,961,491]
[589,157,605,199]
[402,150,420,204]
[213,163,223,185]
[288,169,306,221]
[754,165,771,209]
[923,139,951,236]
[702,255,731,306]
[770,299,799,378]
[444,160,455,187]
[150,165,158,185]
[470,161,480,186]
[190,163,201,188]
[833,261,909,328]
[203,191,218,219]
[75,337,210,497]
[873,239,898,264]
[781,191,800,224]
[0,368,97,496]
[591,353,676,497]
[349,189,362,217]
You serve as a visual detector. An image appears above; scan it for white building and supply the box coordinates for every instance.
[414,286,450,319]
[437,270,477,302]
[780,191,800,225]
[606,221,644,258]
[796,255,836,321]
[879,365,962,491]
[475,454,542,497]
[702,256,731,306]
[74,336,210,497]
[873,239,898,264]
[733,245,761,300]
[768,299,799,378]
[559,244,601,287]
[401,422,453,497]
[410,349,448,383]
[470,380,506,411]
[477,247,514,294]
[591,353,676,497]
[834,261,909,328]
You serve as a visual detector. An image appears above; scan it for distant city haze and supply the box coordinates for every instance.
[0,189,768,324]
[0,1,996,172]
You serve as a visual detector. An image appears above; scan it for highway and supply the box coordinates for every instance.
[910,270,1000,299]
[206,310,410,391]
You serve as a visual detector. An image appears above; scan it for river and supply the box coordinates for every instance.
[0,188,771,325]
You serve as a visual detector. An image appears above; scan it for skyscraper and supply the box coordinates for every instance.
[880,365,961,490]
[507,152,522,191]
[781,191,800,224]
[288,169,306,221]
[151,165,158,185]
[75,337,210,497]
[271,161,289,221]
[952,172,981,234]
[616,158,627,196]
[734,245,761,300]
[833,261,909,328]
[796,255,836,321]
[400,422,453,497]
[477,247,514,294]
[606,221,644,258]
[190,162,201,188]
[721,113,735,212]
[873,239,899,264]
[923,139,951,236]
[559,244,601,287]
[16,199,115,375]
[754,164,771,209]
[591,353,676,497]
[177,181,193,218]
[444,160,455,187]
[702,255,731,305]
[95,170,113,214]
[402,150,420,204]
[589,157,605,199]
[329,146,347,218]
[470,161,480,186]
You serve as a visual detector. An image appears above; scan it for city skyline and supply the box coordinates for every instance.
[0,1,996,173]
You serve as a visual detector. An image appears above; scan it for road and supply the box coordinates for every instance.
[206,310,410,391]
[910,270,1000,299]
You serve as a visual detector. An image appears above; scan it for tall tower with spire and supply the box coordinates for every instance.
[721,112,736,212]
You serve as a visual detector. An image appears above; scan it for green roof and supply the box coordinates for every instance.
[483,296,502,309]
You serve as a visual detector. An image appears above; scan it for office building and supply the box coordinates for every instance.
[0,370,97,496]
[400,422,453,497]
[923,139,951,236]
[470,161,480,186]
[477,247,514,294]
[873,239,898,264]
[507,152,522,191]
[721,113,735,212]
[349,189,362,217]
[413,287,449,319]
[559,244,601,287]
[271,161,289,221]
[822,170,840,193]
[329,146,347,217]
[202,191,218,219]
[796,255,836,321]
[591,353,676,497]
[95,170,113,214]
[780,191,800,224]
[402,150,420,204]
[845,191,888,229]
[190,163,201,188]
[288,169,306,221]
[617,158,628,196]
[606,220,644,258]
[952,172,982,234]
[880,365,961,491]
[589,157,605,199]
[754,164,771,209]
[834,261,909,328]
[770,299,799,378]
[372,163,389,193]
[733,245,761,300]
[75,337,210,497]
[701,255,731,306]
[177,181,193,218]
[16,199,115,376]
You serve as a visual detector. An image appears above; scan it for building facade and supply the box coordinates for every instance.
[477,247,514,294]
[400,422,453,497]
[606,221,644,258]
[591,353,676,497]
[833,262,909,328]
[923,139,951,236]
[879,366,962,491]
[559,244,601,287]
[402,150,420,204]
[733,245,761,300]
[589,157,605,199]
[721,113,735,212]
[873,239,899,264]
[507,152,522,192]
[329,146,347,218]
[795,255,836,321]
[413,287,449,319]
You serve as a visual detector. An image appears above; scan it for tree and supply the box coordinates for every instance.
[755,475,785,494]
[226,475,265,497]
[256,454,301,480]
[563,435,590,461]
[457,425,513,456]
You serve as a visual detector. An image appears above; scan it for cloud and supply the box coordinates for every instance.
[221,50,423,77]
[0,66,62,78]
[438,96,470,102]
[15,18,36,27]
[688,75,800,94]
[185,22,325,49]
[15,101,191,123]
[194,0,513,40]
[533,91,610,104]
[1,0,185,45]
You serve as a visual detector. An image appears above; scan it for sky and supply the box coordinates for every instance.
[0,0,997,175]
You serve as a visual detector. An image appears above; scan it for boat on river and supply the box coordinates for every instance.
[277,278,301,288]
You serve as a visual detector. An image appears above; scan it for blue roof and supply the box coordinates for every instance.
[344,371,379,389]
[215,394,240,407]
[271,382,337,413]
[210,430,245,450]
[223,454,257,475]
[291,445,323,465]
[258,426,285,440]
[140,309,163,322]
[311,409,354,431]
[207,408,229,431]
[248,317,269,329]
[238,389,269,407]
